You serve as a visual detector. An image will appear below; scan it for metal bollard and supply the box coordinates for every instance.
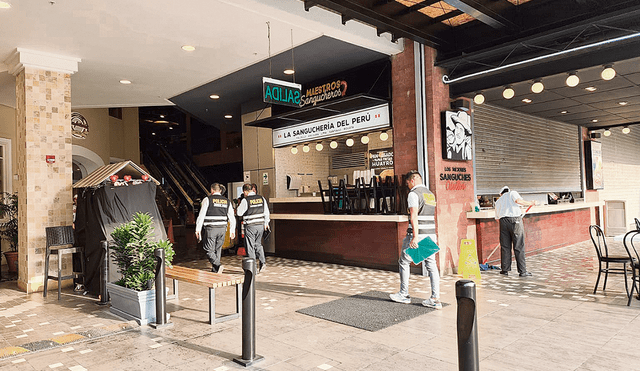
[233,257,264,367]
[150,248,173,329]
[456,280,479,371]
[97,241,109,305]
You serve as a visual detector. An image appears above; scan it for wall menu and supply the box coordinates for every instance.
[369,148,393,170]
[272,104,391,147]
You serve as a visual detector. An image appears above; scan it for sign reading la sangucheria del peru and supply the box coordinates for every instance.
[272,104,390,147]
[440,166,471,190]
[263,77,301,108]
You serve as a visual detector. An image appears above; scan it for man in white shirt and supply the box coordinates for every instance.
[195,183,236,273]
[494,186,537,277]
[236,183,270,273]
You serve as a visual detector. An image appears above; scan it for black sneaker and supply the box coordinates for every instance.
[519,271,532,277]
[499,271,509,276]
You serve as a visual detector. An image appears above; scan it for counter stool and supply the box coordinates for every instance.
[44,226,85,300]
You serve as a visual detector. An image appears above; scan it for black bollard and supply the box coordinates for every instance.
[456,280,479,371]
[233,257,264,367]
[150,248,173,329]
[97,241,109,305]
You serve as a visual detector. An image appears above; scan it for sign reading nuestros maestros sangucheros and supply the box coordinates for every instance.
[272,104,390,147]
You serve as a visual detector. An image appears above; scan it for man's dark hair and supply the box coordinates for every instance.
[405,170,422,183]
[242,183,252,192]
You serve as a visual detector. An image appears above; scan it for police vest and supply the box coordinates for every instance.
[243,195,265,225]
[408,185,436,235]
[204,195,230,227]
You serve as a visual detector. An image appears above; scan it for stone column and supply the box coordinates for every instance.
[6,49,80,293]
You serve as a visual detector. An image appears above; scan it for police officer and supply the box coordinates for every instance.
[195,183,236,273]
[237,183,270,273]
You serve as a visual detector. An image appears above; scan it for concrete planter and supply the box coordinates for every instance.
[106,282,156,325]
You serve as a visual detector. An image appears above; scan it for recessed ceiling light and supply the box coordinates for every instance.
[560,111,568,114]
[151,132,156,136]
[224,114,232,119]
[209,94,220,100]
[283,69,295,75]
[119,79,132,85]
[618,101,628,106]
[591,119,598,123]
[522,98,532,103]
[0,1,11,9]
[154,120,169,124]
[585,86,597,92]
[181,45,196,52]
[169,126,174,130]
[160,115,165,118]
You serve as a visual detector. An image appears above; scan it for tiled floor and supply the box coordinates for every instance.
[1,238,640,370]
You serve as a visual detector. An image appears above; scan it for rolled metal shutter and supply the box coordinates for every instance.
[474,104,581,194]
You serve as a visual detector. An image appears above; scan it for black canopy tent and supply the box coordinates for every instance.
[73,161,166,294]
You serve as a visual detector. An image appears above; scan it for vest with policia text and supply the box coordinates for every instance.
[243,194,266,226]
[408,185,436,235]
[204,195,230,228]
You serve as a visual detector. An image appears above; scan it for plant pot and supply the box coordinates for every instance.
[106,282,157,325]
[3,251,18,273]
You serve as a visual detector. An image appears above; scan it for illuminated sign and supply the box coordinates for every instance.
[299,79,347,108]
[262,77,301,108]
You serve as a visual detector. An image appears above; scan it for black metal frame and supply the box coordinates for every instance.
[622,230,640,306]
[589,224,630,295]
[43,226,85,300]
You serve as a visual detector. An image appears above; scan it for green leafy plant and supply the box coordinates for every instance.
[110,212,174,291]
[0,192,18,252]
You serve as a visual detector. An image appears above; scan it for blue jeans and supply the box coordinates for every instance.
[398,233,440,299]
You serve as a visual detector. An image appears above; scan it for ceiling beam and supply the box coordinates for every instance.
[442,0,516,29]
[395,0,440,17]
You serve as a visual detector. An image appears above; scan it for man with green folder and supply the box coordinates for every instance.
[390,170,442,309]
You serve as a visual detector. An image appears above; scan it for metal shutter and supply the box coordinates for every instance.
[474,104,581,195]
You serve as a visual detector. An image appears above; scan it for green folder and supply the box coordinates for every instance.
[406,236,440,264]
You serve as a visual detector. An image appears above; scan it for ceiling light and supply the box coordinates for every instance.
[151,132,156,136]
[303,144,310,153]
[603,128,611,136]
[618,101,628,106]
[560,111,568,114]
[0,2,11,9]
[473,92,485,105]
[601,65,616,80]
[283,69,295,75]
[361,135,370,144]
[316,142,323,151]
[502,86,515,100]
[522,98,532,103]
[622,126,631,134]
[169,126,174,130]
[181,45,196,52]
[566,73,580,87]
[291,146,298,154]
[585,86,597,92]
[209,94,220,100]
[380,132,389,141]
[591,119,598,123]
[154,120,169,124]
[224,114,232,119]
[346,138,354,147]
[531,80,544,94]
[330,140,338,149]
[160,115,165,118]
[119,79,132,85]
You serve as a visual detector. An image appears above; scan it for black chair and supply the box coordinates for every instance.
[590,225,630,295]
[635,218,640,231]
[317,180,331,214]
[44,226,85,300]
[622,230,640,306]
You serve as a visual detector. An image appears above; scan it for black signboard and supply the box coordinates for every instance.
[369,148,394,170]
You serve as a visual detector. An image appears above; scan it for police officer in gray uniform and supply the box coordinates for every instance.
[196,183,236,273]
[237,183,270,273]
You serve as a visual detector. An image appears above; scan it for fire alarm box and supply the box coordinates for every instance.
[46,155,55,164]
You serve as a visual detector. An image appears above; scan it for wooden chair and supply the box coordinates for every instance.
[590,225,630,295]
[44,226,85,300]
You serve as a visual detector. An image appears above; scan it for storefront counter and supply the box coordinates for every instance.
[467,201,602,264]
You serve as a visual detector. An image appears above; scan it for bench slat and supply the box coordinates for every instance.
[165,266,244,288]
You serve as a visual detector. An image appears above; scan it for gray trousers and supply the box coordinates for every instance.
[244,224,265,266]
[499,217,527,273]
[203,226,225,272]
[398,233,440,299]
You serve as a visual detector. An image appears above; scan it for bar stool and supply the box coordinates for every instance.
[44,226,85,300]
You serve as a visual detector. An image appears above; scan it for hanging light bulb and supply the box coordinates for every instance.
[316,142,323,151]
[473,92,485,105]
[303,144,310,152]
[531,80,544,94]
[601,65,616,80]
[566,73,580,87]
[380,131,389,141]
[603,128,611,137]
[330,140,338,149]
[291,146,298,154]
[622,126,631,134]
[346,138,354,147]
[502,86,515,99]
[361,135,370,144]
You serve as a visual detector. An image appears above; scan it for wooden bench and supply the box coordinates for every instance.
[165,265,244,325]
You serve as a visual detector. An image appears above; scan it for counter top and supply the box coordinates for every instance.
[270,197,323,203]
[271,213,408,222]
[466,201,604,219]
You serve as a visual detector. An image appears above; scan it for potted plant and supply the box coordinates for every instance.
[0,192,18,274]
[107,212,174,325]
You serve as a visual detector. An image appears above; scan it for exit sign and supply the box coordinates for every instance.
[263,77,301,108]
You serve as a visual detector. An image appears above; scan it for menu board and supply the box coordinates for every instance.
[369,148,393,170]
[585,140,603,190]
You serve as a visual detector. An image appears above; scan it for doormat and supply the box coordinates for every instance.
[296,290,446,332]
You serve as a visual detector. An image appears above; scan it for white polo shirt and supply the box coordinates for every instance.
[494,190,523,219]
